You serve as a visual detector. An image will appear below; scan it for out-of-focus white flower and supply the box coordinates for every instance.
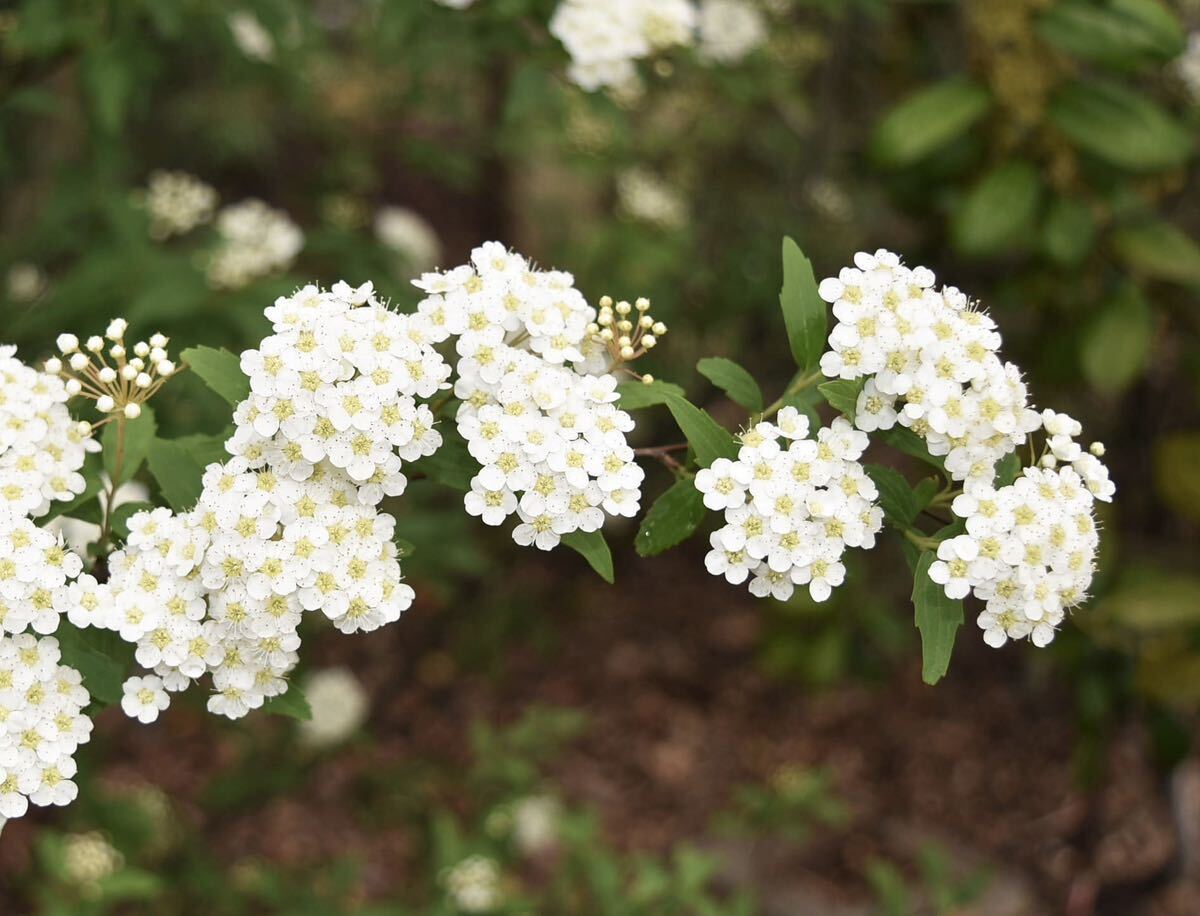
[299,667,369,747]
[550,0,695,91]
[6,263,46,303]
[698,0,767,63]
[375,207,442,272]
[228,11,275,61]
[142,171,218,240]
[442,855,502,912]
[433,0,479,7]
[207,200,304,289]
[617,168,688,229]
[512,795,560,855]
[1177,32,1200,103]
[61,831,124,886]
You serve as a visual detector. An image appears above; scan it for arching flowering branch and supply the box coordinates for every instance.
[0,238,1114,833]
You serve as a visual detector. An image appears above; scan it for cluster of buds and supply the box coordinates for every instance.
[44,319,177,423]
[588,295,668,373]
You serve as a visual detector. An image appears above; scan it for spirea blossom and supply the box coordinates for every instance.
[442,855,503,912]
[549,0,697,90]
[141,170,218,240]
[414,243,645,551]
[818,250,1043,495]
[299,666,369,747]
[0,346,97,518]
[616,168,689,230]
[207,199,304,289]
[1176,32,1200,103]
[697,414,884,602]
[697,0,767,63]
[375,206,442,272]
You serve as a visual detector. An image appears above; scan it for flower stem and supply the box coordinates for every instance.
[903,528,941,553]
[756,369,823,423]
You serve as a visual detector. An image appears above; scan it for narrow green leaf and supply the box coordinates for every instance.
[262,686,312,721]
[54,623,127,707]
[180,345,250,407]
[952,161,1042,256]
[880,426,946,472]
[696,357,764,413]
[635,479,708,557]
[103,406,157,487]
[864,465,919,529]
[1112,220,1200,287]
[1041,197,1096,266]
[662,394,739,468]
[993,451,1022,488]
[779,237,828,373]
[146,437,210,511]
[1036,0,1184,65]
[1080,283,1153,394]
[1048,81,1193,172]
[561,530,615,583]
[912,552,963,686]
[872,78,991,168]
[616,379,687,410]
[817,379,866,421]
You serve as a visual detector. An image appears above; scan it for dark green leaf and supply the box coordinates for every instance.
[262,686,312,721]
[952,161,1042,256]
[616,379,687,410]
[1112,220,1200,286]
[994,451,1022,488]
[779,237,828,373]
[880,426,946,472]
[635,479,708,557]
[146,436,213,511]
[1041,197,1097,266]
[1048,81,1193,172]
[696,357,764,413]
[912,552,963,686]
[865,465,919,529]
[414,428,477,492]
[872,78,991,168]
[561,530,615,583]
[662,394,739,468]
[103,406,157,487]
[1036,0,1184,66]
[817,379,865,420]
[1080,283,1153,394]
[180,345,250,407]
[54,623,127,707]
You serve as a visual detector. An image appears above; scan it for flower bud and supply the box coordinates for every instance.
[98,367,117,384]
[156,360,175,376]
[652,321,667,336]
[642,334,657,348]
[109,345,125,359]
[598,295,613,308]
[69,353,89,371]
[620,345,635,360]
[105,318,127,341]
[639,315,653,328]
[96,395,116,413]
[120,364,138,381]
[77,421,93,437]
[133,341,150,357]
[86,336,104,353]
[64,378,82,396]
[616,300,632,315]
[57,334,79,354]
[641,374,655,384]
[635,297,650,311]
[1089,442,1105,457]
[149,333,168,348]
[149,347,166,362]
[599,328,613,341]
[124,402,142,419]
[135,372,152,388]
[44,357,63,374]
[1039,454,1057,469]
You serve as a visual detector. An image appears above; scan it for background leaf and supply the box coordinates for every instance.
[1048,81,1193,172]
[872,78,991,168]
[180,345,251,407]
[952,161,1042,256]
[696,357,764,413]
[635,479,708,557]
[779,237,828,374]
[1080,284,1153,394]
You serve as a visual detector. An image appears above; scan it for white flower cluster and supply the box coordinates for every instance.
[299,666,368,748]
[697,0,767,63]
[207,199,304,289]
[141,170,218,240]
[697,413,883,602]
[616,168,689,230]
[931,409,1113,648]
[0,345,97,518]
[818,250,1043,495]
[375,206,442,273]
[0,511,94,821]
[414,243,645,551]
[84,282,439,720]
[1176,31,1200,103]
[442,855,503,913]
[549,0,697,90]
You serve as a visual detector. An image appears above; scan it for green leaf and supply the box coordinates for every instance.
[865,465,919,529]
[880,426,946,472]
[662,394,739,468]
[1048,81,1193,172]
[1080,283,1154,394]
[82,41,133,133]
[1036,0,1184,66]
[952,161,1042,256]
[180,345,250,407]
[561,530,615,584]
[994,451,1022,488]
[1041,197,1097,266]
[1154,433,1200,524]
[262,686,312,720]
[779,237,828,374]
[1112,220,1200,287]
[413,428,477,492]
[696,357,764,413]
[817,379,865,421]
[872,78,991,168]
[911,552,963,686]
[616,379,687,410]
[54,623,127,707]
[146,438,209,511]
[103,406,157,487]
[635,479,708,557]
[1094,573,1200,632]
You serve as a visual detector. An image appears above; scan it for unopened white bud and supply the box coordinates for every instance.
[635,297,650,311]
[617,320,633,333]
[598,312,612,327]
[149,332,167,348]
[620,345,635,360]
[129,358,145,371]
[652,321,667,336]
[599,328,613,341]
[1089,442,1105,457]
[56,334,79,354]
[64,378,82,396]
[109,345,125,359]
[76,421,93,437]
[617,335,632,347]
[1039,454,1057,469]
[642,334,657,348]
[43,357,63,374]
[155,360,175,376]
[86,336,104,353]
[120,364,138,381]
[639,315,653,328]
[598,295,613,308]
[68,353,89,371]
[149,347,166,362]
[616,300,632,315]
[105,318,127,341]
[641,374,655,384]
[123,402,141,419]
[97,367,117,384]
[96,395,116,413]
[133,341,150,357]
[135,372,152,388]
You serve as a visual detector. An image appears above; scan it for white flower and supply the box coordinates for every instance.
[512,795,560,855]
[698,0,767,63]
[141,171,217,240]
[1175,32,1200,103]
[694,458,750,511]
[120,675,170,724]
[6,263,46,303]
[375,206,441,271]
[443,855,502,912]
[207,200,303,289]
[616,168,688,230]
[550,0,695,91]
[299,667,369,747]
[228,11,274,61]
